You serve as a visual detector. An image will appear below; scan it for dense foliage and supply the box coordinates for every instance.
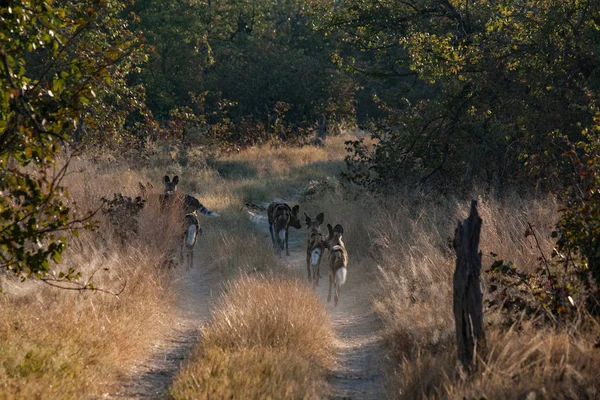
[312,0,600,311]
[0,0,145,279]
[554,108,600,303]
[130,0,356,145]
[321,0,600,192]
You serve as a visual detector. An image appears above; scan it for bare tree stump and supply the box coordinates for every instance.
[453,200,486,372]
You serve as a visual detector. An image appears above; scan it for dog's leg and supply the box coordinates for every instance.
[276,228,283,254]
[275,222,283,251]
[190,246,194,269]
[275,229,283,255]
[268,222,276,249]
[334,277,340,306]
[309,252,316,287]
[314,258,321,287]
[285,227,290,256]
[327,269,333,302]
[185,248,189,270]
[180,236,184,265]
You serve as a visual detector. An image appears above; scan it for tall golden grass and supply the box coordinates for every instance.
[369,193,600,398]
[4,133,595,400]
[0,156,182,398]
[250,136,599,399]
[169,276,335,399]
[392,322,600,399]
[207,134,351,205]
[139,138,599,399]
[0,136,349,399]
[372,195,558,361]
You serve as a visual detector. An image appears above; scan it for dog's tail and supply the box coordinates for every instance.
[186,224,198,246]
[198,205,220,218]
[278,227,286,244]
[335,267,347,286]
[311,248,322,265]
[331,245,347,285]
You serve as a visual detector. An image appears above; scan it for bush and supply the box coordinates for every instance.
[101,193,146,245]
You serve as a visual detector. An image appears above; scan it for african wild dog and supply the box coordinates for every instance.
[267,202,302,256]
[324,223,348,307]
[304,212,325,287]
[159,175,220,268]
[161,175,179,209]
[181,211,201,269]
[160,175,220,217]
[176,195,219,269]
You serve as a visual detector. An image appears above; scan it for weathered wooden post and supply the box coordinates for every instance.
[453,200,486,372]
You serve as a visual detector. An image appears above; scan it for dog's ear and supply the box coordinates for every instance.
[333,224,344,236]
[327,224,333,237]
[292,205,300,215]
[316,213,324,225]
[139,182,146,191]
[164,175,170,184]
[147,181,154,189]
[172,176,179,185]
[304,212,311,227]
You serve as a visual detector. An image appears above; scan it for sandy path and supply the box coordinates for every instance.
[250,201,386,400]
[113,252,221,399]
[116,199,385,399]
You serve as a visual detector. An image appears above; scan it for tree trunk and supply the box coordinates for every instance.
[453,200,485,372]
[318,114,327,143]
[74,113,85,143]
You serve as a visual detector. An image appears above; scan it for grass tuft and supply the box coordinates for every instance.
[170,276,335,399]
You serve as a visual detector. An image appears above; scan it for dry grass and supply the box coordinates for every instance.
[169,347,327,399]
[368,192,600,398]
[180,191,281,280]
[0,135,349,399]
[0,157,181,399]
[5,132,585,400]
[169,276,335,399]
[198,212,282,277]
[0,252,172,399]
[202,276,335,363]
[391,323,600,399]
[218,134,350,175]
[372,195,558,359]
[208,134,351,205]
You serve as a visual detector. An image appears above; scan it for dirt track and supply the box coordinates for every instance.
[251,201,385,400]
[114,258,221,398]
[117,199,385,399]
